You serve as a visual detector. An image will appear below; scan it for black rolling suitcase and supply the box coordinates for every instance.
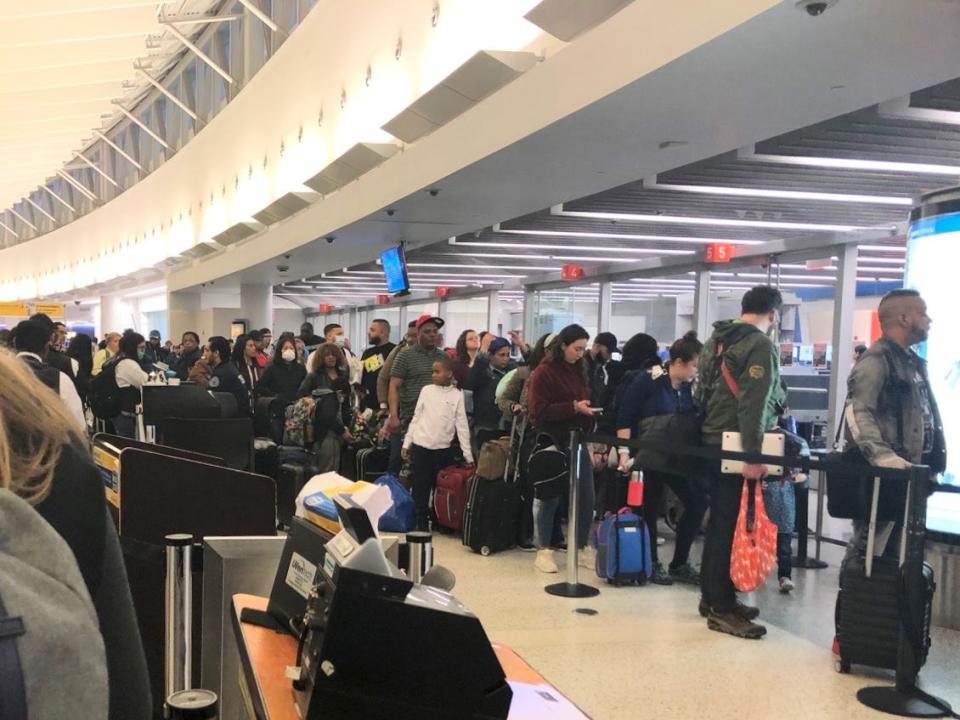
[463,417,523,555]
[277,463,307,528]
[356,444,390,482]
[834,476,935,675]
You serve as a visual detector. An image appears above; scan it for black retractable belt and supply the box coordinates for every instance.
[0,595,27,720]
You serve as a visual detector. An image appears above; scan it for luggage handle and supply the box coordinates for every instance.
[865,476,881,579]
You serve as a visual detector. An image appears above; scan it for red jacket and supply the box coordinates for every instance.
[527,359,593,437]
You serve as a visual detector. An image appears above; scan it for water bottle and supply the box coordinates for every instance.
[627,470,644,508]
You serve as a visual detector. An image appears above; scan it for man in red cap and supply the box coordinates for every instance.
[386,315,448,473]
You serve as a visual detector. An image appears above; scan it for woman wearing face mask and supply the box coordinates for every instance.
[298,344,354,472]
[526,324,597,575]
[616,331,706,586]
[256,337,307,405]
[110,331,149,438]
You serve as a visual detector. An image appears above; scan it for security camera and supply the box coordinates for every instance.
[325,236,336,244]
[277,264,290,273]
[428,189,440,197]
[795,0,837,17]
[73,299,81,306]
[283,253,292,260]
[386,208,396,217]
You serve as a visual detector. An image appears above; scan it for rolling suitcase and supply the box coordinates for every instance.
[834,478,935,675]
[463,417,523,555]
[277,463,307,528]
[435,465,473,532]
[356,445,390,483]
[595,508,652,586]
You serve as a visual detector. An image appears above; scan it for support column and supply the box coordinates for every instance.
[166,289,199,341]
[522,288,536,340]
[100,294,128,336]
[486,289,500,335]
[240,284,272,334]
[827,244,858,441]
[398,304,409,336]
[598,282,612,333]
[693,270,713,339]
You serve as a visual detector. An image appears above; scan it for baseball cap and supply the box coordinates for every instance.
[149,329,161,339]
[488,337,511,354]
[415,314,445,330]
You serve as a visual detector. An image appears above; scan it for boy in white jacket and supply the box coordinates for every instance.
[402,354,474,530]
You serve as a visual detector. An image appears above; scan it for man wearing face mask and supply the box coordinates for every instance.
[360,319,396,412]
[325,323,362,386]
[697,285,786,640]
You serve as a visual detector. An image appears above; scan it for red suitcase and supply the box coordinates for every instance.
[434,465,474,532]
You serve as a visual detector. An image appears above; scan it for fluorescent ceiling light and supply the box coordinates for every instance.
[490,228,765,246]
[858,245,905,253]
[853,256,904,264]
[742,151,960,177]
[648,182,912,207]
[343,270,525,279]
[408,263,561,271]
[551,205,869,233]
[448,242,692,257]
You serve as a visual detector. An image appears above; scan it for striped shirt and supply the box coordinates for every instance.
[391,343,448,422]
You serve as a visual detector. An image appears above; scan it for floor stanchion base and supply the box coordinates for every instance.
[545,582,600,598]
[856,686,952,718]
[791,556,828,569]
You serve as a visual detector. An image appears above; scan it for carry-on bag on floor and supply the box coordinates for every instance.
[435,465,474,532]
[595,508,652,586]
[464,417,524,555]
[277,463,307,528]
[356,445,390,483]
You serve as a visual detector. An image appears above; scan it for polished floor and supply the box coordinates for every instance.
[435,527,959,720]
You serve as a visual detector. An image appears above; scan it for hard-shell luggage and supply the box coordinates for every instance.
[356,445,390,483]
[463,418,523,555]
[435,465,473,532]
[595,508,652,586]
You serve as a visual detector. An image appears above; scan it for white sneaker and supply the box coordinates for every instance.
[578,546,597,571]
[779,577,795,594]
[535,549,558,574]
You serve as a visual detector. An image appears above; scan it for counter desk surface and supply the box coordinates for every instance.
[232,593,589,719]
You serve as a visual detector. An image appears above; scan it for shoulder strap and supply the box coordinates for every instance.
[0,595,27,720]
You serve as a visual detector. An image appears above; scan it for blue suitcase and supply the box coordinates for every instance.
[595,508,652,586]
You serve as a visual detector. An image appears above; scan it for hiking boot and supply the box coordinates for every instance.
[699,598,760,621]
[707,610,767,639]
[651,562,674,585]
[578,546,597,571]
[779,577,795,594]
[669,563,701,585]
[535,549,559,574]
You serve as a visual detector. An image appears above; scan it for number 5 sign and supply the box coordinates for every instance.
[704,243,733,264]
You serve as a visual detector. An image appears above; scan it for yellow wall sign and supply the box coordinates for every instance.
[0,302,29,317]
[33,302,65,318]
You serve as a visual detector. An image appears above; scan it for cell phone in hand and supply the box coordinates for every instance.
[589,408,604,415]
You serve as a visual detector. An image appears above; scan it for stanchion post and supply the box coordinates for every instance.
[545,429,599,599]
[165,533,194,699]
[792,480,827,569]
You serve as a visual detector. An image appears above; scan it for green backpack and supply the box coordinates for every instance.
[695,324,761,411]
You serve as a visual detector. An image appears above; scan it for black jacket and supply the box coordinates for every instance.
[36,437,152,720]
[297,370,352,435]
[173,347,202,381]
[469,355,516,430]
[47,348,74,379]
[210,360,250,416]
[256,360,307,405]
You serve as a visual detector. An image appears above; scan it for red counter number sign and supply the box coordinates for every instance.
[704,243,733,264]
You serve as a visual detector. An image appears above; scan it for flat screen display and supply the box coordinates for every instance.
[380,245,410,295]
[906,212,959,490]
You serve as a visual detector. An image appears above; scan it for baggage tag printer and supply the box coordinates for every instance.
[293,494,513,720]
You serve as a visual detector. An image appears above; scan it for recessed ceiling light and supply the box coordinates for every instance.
[489,228,765,245]
[647,182,911,207]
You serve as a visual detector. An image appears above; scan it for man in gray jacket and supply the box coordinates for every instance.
[843,289,946,557]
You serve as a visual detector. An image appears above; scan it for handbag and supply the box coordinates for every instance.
[729,478,778,592]
[528,433,568,501]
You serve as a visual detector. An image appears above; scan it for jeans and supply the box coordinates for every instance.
[409,444,455,530]
[643,470,707,569]
[534,444,595,550]
[113,413,135,439]
[699,468,743,614]
[777,533,793,580]
[388,429,405,475]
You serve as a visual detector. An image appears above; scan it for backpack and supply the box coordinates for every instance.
[527,433,568,500]
[88,357,122,420]
[695,324,761,411]
[283,397,315,447]
[0,489,109,720]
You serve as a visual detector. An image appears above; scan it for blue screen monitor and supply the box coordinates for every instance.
[381,245,410,295]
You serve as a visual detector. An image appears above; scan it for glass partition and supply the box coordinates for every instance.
[443,297,489,350]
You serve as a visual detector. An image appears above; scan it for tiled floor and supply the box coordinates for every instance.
[435,532,959,720]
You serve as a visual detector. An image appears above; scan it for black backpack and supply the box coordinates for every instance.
[527,433,568,501]
[88,357,122,420]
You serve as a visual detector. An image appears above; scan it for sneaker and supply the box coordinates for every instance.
[551,541,568,552]
[517,540,537,553]
[535,549,559,574]
[656,536,665,546]
[578,546,597,570]
[779,577,795,594]
[651,562,674,585]
[699,598,760,621]
[707,610,767,639]
[669,563,701,585]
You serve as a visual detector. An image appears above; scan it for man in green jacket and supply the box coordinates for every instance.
[697,285,786,639]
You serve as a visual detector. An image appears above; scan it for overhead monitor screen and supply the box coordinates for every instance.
[380,245,411,295]
[907,205,960,541]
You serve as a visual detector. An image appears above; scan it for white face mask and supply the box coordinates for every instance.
[334,335,346,348]
[282,349,296,363]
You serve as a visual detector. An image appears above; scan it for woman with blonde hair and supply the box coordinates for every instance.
[0,349,151,719]
[298,343,353,472]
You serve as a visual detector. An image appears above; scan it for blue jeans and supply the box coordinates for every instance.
[534,444,595,550]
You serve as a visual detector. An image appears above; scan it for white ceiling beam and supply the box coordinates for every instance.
[110,102,170,148]
[237,0,280,32]
[133,67,198,120]
[878,94,960,126]
[73,151,119,187]
[41,184,76,213]
[24,197,56,224]
[0,219,20,239]
[8,207,38,231]
[56,169,98,201]
[92,130,142,169]
[163,24,235,85]
[160,13,243,26]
